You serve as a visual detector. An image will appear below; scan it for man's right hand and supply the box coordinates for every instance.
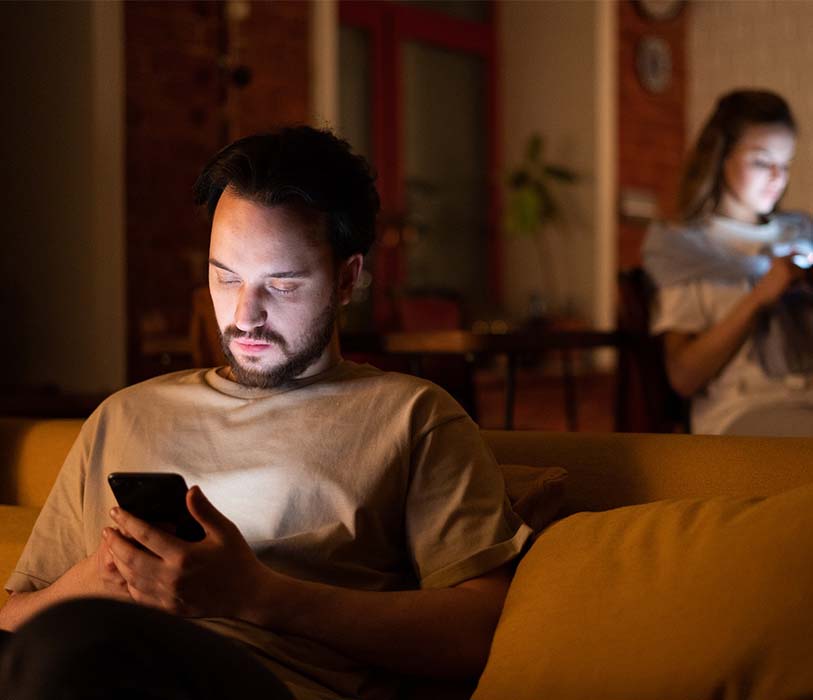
[0,536,131,631]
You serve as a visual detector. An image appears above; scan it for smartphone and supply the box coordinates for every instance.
[792,253,813,270]
[107,472,205,542]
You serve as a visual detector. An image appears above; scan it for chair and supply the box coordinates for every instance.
[615,268,689,433]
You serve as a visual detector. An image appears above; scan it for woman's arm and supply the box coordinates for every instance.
[664,256,806,396]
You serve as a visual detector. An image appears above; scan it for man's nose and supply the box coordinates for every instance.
[234,287,267,331]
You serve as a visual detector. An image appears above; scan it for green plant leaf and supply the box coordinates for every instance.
[508,170,530,188]
[505,186,541,237]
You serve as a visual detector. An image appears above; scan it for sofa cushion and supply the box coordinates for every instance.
[0,505,41,603]
[499,464,567,534]
[0,418,82,507]
[473,483,813,700]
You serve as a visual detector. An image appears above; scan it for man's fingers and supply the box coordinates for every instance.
[105,527,163,583]
[109,507,178,556]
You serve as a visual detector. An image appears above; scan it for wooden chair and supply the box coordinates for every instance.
[615,268,689,433]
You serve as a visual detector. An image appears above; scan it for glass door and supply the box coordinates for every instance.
[338,0,497,331]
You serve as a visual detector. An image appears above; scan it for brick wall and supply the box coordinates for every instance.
[226,1,310,139]
[125,1,311,383]
[617,0,687,270]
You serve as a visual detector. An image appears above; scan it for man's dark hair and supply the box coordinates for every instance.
[193,126,380,258]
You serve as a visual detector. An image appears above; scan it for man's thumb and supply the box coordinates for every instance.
[186,485,228,533]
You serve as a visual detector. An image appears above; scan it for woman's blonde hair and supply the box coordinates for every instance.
[678,90,796,223]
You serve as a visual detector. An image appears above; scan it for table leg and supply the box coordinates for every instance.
[561,349,578,431]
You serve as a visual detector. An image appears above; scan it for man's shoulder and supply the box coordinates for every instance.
[338,361,469,424]
[339,361,453,395]
[93,369,213,414]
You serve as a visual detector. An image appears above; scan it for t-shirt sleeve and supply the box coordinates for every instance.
[5,419,93,593]
[650,283,709,336]
[405,406,532,589]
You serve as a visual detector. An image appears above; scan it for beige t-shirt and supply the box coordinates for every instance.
[7,361,531,699]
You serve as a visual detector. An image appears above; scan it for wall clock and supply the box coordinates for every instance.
[636,35,672,94]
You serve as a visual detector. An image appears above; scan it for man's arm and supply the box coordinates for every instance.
[107,486,513,679]
[255,560,512,678]
[0,541,130,631]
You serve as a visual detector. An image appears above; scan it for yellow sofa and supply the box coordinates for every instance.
[2,417,812,698]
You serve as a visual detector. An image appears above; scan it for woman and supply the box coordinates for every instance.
[643,90,813,436]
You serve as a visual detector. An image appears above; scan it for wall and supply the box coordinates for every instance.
[499,0,605,325]
[125,0,311,383]
[498,0,597,321]
[0,1,126,396]
[688,1,813,212]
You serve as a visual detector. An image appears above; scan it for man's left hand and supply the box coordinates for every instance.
[105,486,268,619]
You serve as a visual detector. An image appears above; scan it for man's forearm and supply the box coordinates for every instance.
[240,565,512,679]
[0,556,125,631]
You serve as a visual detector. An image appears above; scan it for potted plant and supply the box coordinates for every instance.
[504,132,578,322]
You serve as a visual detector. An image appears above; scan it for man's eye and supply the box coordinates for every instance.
[269,285,296,295]
[218,277,240,286]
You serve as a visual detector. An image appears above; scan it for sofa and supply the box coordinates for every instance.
[2,417,812,698]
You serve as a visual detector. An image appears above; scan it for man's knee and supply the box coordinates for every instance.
[0,598,293,699]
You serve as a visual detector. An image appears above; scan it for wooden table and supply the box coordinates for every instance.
[341,329,626,430]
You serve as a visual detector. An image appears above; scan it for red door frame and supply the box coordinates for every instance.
[339,1,501,329]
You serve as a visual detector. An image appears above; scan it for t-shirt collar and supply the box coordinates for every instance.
[205,360,351,399]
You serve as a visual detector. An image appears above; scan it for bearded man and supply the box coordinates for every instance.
[0,127,531,700]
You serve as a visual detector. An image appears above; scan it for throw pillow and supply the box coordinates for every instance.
[474,483,813,700]
[499,464,567,534]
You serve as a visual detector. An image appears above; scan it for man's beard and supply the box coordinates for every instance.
[219,293,338,389]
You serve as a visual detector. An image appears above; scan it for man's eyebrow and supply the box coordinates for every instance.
[208,258,310,278]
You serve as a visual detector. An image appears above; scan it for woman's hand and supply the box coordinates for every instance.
[751,255,807,307]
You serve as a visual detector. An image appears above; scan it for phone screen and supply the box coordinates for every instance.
[107,472,205,542]
[792,253,813,269]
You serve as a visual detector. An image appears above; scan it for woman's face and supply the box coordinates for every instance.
[719,123,796,223]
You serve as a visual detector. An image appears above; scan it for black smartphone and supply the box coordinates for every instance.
[107,472,205,542]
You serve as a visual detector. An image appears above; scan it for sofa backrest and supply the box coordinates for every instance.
[483,430,813,514]
[1,418,812,512]
[0,418,82,507]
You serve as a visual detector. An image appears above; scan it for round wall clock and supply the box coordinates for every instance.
[636,36,672,94]
[634,0,684,22]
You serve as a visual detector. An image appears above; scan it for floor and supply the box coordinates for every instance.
[474,368,616,432]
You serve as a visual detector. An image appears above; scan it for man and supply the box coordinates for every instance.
[0,127,532,699]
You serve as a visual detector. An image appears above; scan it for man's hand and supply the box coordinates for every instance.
[0,537,130,631]
[105,486,268,619]
[94,536,131,599]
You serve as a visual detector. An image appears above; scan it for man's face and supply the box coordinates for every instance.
[208,188,359,388]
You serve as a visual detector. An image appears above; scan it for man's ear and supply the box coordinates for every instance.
[337,254,364,306]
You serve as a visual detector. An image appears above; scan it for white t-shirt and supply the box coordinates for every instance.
[650,215,813,435]
[8,361,531,700]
